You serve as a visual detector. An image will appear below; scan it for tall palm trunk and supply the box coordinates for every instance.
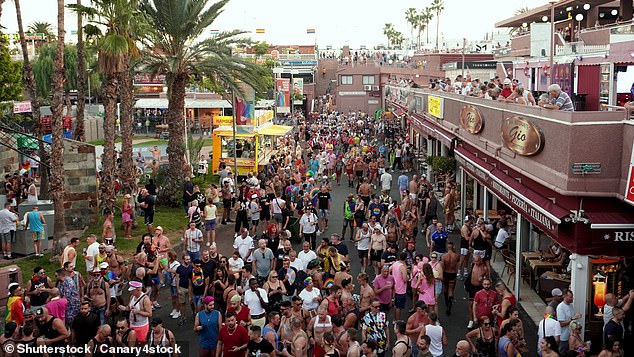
[14,0,48,198]
[49,0,67,256]
[101,73,118,214]
[75,0,86,141]
[435,12,440,49]
[161,73,188,206]
[119,57,136,194]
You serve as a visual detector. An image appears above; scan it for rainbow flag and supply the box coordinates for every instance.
[306,28,316,34]
[255,29,265,34]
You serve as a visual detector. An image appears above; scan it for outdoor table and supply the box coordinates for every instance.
[528,260,564,289]
[521,251,555,262]
[538,271,571,295]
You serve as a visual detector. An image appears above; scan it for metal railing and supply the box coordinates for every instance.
[555,42,609,55]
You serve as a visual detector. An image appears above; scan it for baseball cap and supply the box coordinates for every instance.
[465,215,474,222]
[34,307,45,317]
[150,317,163,326]
[551,288,563,297]
[503,78,512,85]
[99,262,109,270]
[128,280,143,291]
[202,296,214,305]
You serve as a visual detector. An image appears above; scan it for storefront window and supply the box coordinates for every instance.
[220,137,255,159]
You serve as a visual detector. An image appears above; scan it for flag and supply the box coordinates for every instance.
[234,96,253,126]
[255,29,265,34]
[210,29,219,35]
[306,28,315,34]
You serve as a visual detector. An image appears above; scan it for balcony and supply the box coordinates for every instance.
[555,42,609,55]
[386,85,633,198]
[510,33,531,57]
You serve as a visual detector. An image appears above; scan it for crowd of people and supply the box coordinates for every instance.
[2,109,629,357]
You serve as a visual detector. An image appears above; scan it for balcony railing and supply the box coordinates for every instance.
[555,42,608,55]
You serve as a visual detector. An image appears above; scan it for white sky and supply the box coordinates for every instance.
[0,0,548,48]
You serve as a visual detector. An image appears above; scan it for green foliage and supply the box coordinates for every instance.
[32,43,79,98]
[27,21,56,41]
[187,132,205,165]
[0,37,23,103]
[253,41,269,57]
[425,155,456,175]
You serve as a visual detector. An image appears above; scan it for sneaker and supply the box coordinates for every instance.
[153,302,161,308]
[206,242,211,247]
[467,320,474,329]
[172,311,181,319]
[170,309,177,317]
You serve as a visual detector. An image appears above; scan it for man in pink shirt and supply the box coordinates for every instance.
[373,265,395,314]
[391,252,409,320]
[45,287,68,324]
[471,278,498,327]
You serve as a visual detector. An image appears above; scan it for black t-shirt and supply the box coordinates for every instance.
[201,259,216,279]
[183,182,194,200]
[71,312,100,346]
[137,194,155,214]
[381,250,397,264]
[175,264,193,289]
[317,192,331,210]
[332,242,349,256]
[247,338,274,357]
[145,183,157,195]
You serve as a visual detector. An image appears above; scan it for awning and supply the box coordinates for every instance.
[212,129,254,138]
[257,125,292,136]
[393,108,406,117]
[409,113,456,147]
[455,146,569,238]
[588,211,634,230]
[582,211,634,256]
[135,98,231,109]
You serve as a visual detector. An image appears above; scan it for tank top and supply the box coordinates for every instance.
[472,230,486,251]
[36,317,65,347]
[262,324,280,350]
[198,309,220,349]
[475,328,496,357]
[314,315,332,330]
[426,198,437,218]
[430,261,442,280]
[148,329,172,357]
[460,225,471,249]
[358,230,371,251]
[118,329,136,357]
[391,261,407,294]
[128,294,149,327]
[498,336,513,357]
[425,324,443,357]
[62,246,77,267]
[497,295,517,326]
[91,337,113,357]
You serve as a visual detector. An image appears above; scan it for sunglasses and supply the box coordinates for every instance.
[431,256,437,259]
[483,322,491,326]
[117,326,126,330]
[372,305,380,308]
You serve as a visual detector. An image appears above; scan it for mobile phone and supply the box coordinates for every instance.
[83,248,87,254]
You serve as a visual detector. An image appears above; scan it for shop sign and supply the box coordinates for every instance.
[212,115,233,126]
[13,101,31,113]
[460,105,484,134]
[456,154,559,236]
[427,96,444,119]
[592,230,634,244]
[501,116,544,156]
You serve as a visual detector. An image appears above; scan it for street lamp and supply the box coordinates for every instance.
[290,68,299,117]
[575,13,584,41]
[549,0,557,85]
[272,64,283,119]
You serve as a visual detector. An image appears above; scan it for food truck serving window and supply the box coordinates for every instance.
[221,137,255,159]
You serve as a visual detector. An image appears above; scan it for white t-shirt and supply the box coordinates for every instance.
[557,302,575,341]
[357,229,371,251]
[204,205,217,221]
[228,257,244,272]
[299,213,318,234]
[244,288,268,316]
[168,261,181,287]
[271,198,285,215]
[299,287,321,311]
[0,208,17,234]
[85,242,100,272]
[380,173,392,191]
[537,317,561,353]
[233,235,254,262]
[185,228,203,253]
[297,250,317,270]
[494,228,510,248]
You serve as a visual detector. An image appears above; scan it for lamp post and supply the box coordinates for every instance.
[231,89,238,176]
[272,63,283,119]
[549,0,557,85]
[575,13,584,42]
[290,67,299,118]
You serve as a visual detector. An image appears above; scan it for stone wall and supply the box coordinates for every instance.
[63,139,98,230]
[0,135,19,176]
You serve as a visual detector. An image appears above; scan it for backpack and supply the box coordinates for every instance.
[191,208,201,224]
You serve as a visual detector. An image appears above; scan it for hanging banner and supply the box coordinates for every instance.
[625,142,634,204]
[293,78,304,97]
[276,78,290,113]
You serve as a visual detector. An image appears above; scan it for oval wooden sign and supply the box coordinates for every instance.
[501,116,544,156]
[460,105,484,134]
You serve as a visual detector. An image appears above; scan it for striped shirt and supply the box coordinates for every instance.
[550,91,574,111]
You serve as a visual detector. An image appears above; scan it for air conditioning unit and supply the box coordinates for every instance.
[363,85,372,91]
[372,85,380,91]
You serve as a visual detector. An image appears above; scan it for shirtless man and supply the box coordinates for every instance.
[353,157,366,188]
[346,329,362,357]
[87,267,110,325]
[357,273,375,316]
[308,306,334,357]
[409,175,419,200]
[279,317,308,357]
[278,301,294,343]
[459,215,474,279]
[290,296,310,331]
[392,320,412,357]
[357,178,372,212]
[105,246,126,304]
[406,302,430,357]
[466,255,489,329]
[345,159,355,188]
[152,227,171,279]
[441,241,460,315]
[102,210,115,245]
[150,145,161,161]
[368,160,378,187]
[334,264,352,290]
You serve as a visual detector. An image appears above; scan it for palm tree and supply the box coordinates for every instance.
[72,0,142,213]
[414,14,426,50]
[28,21,56,42]
[140,0,268,206]
[49,0,67,257]
[431,0,444,50]
[74,0,87,142]
[422,7,434,46]
[14,0,48,198]
[509,7,531,36]
[383,23,394,49]
[405,8,417,49]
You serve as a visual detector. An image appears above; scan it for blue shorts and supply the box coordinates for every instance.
[169,285,178,297]
[204,219,217,231]
[394,293,407,309]
[319,209,329,218]
[193,294,203,307]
